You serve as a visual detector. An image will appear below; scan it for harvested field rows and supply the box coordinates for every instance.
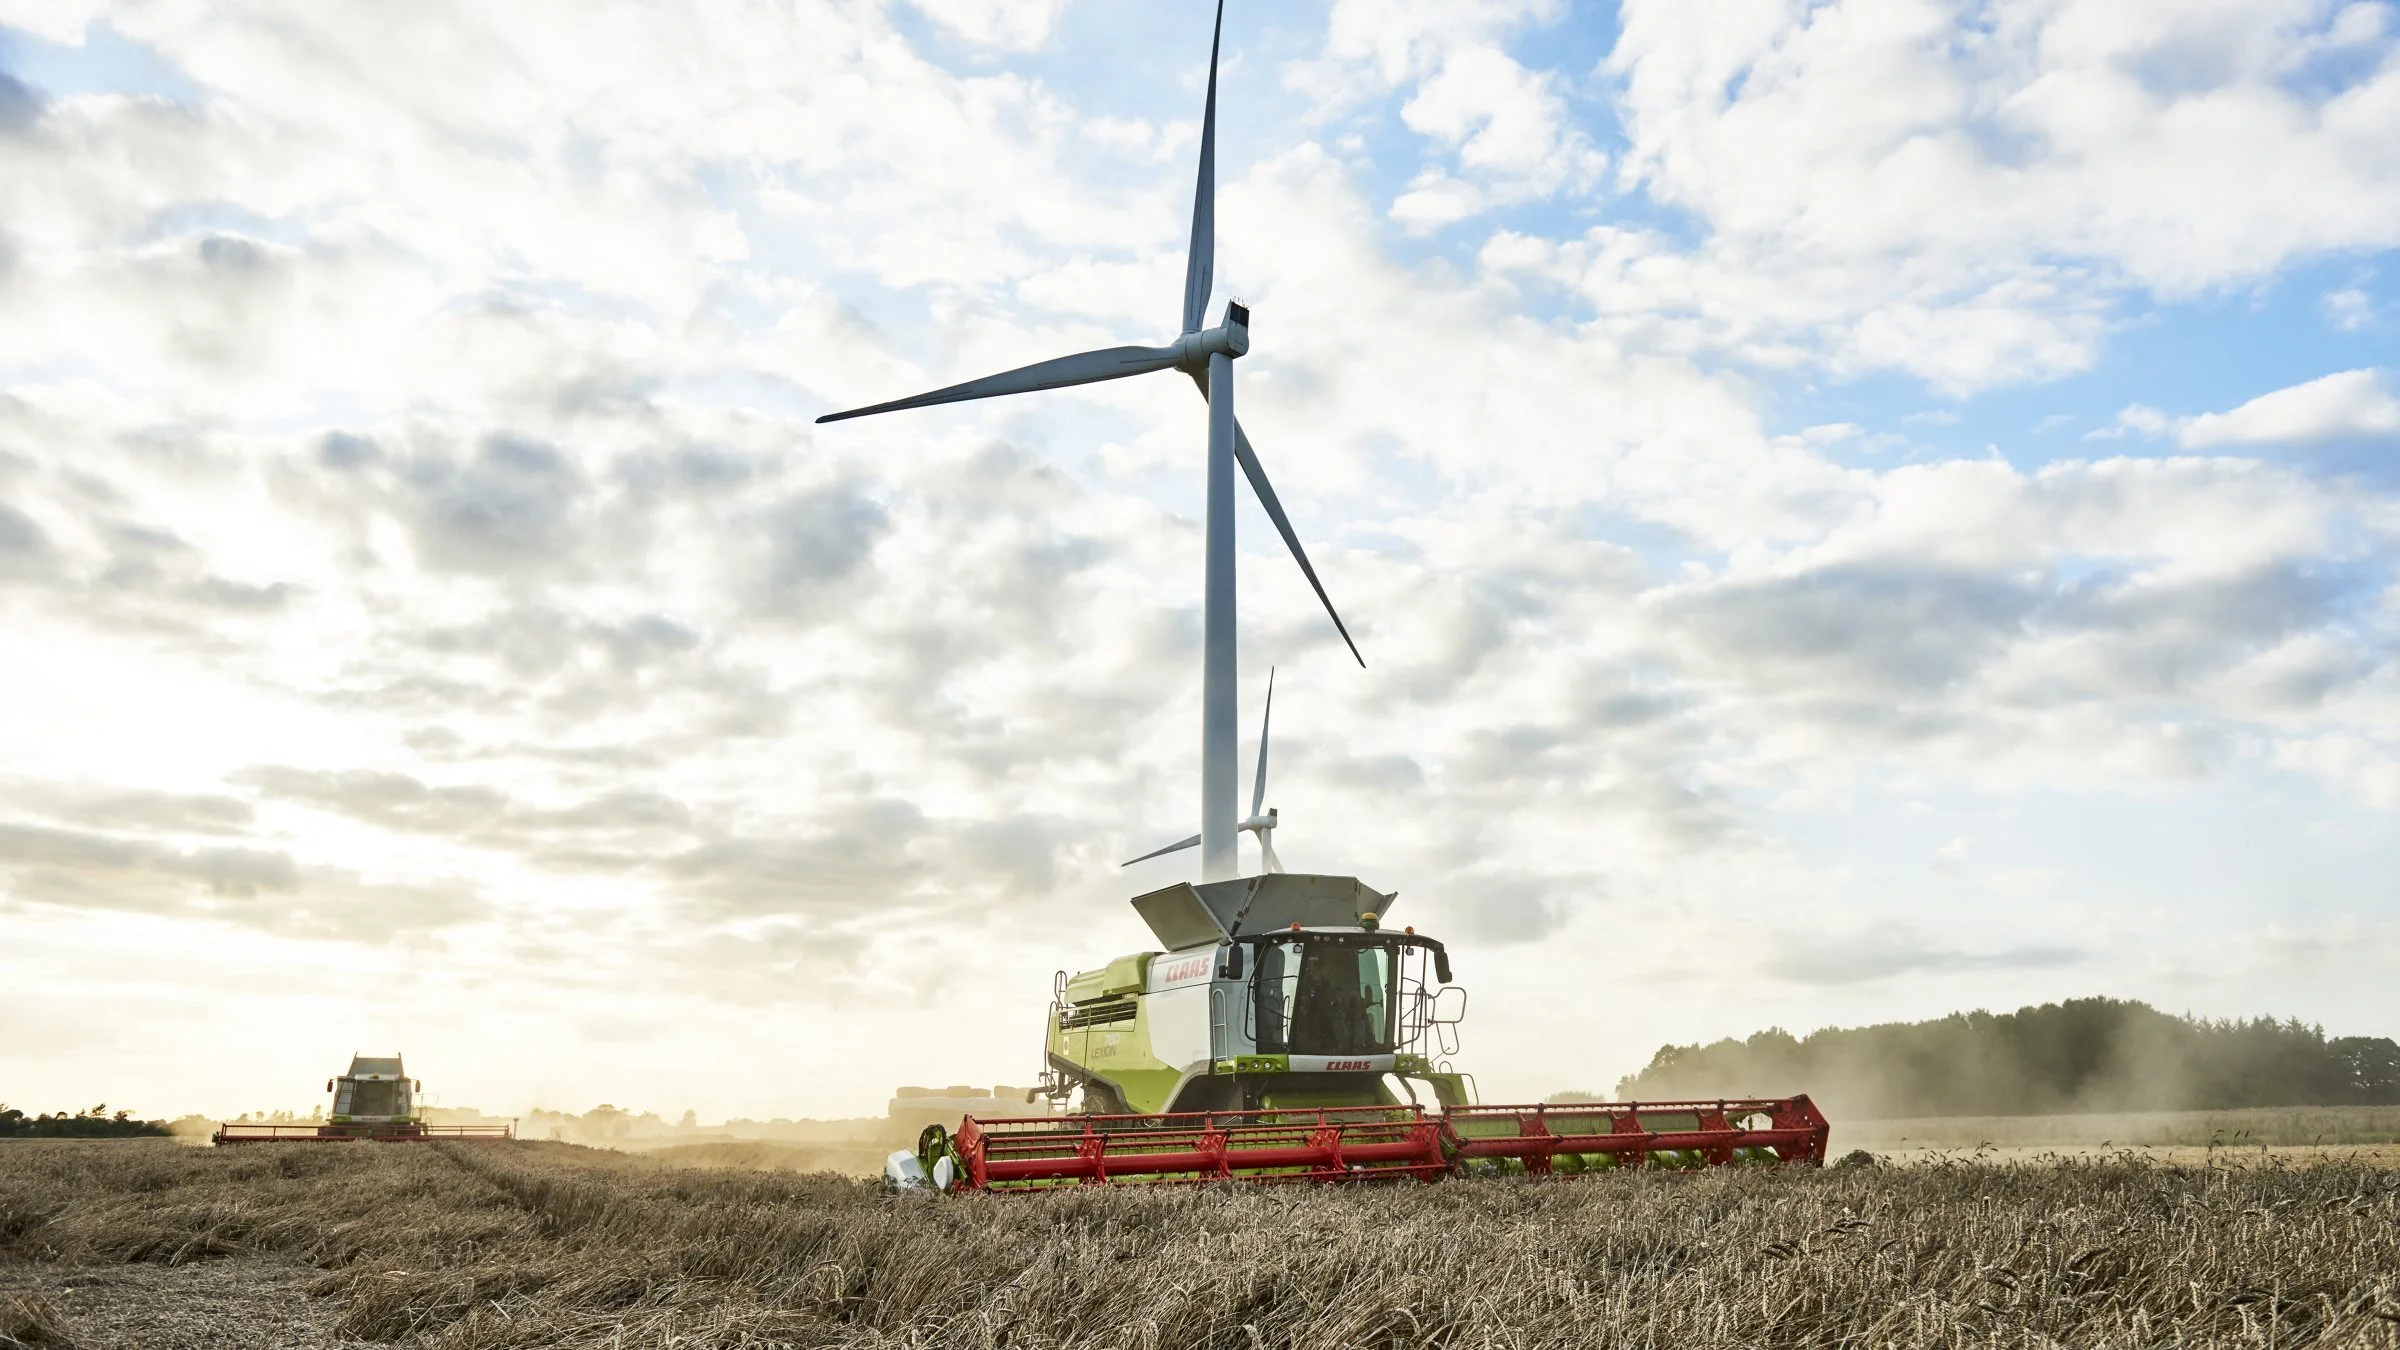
[1,1139,2395,1348]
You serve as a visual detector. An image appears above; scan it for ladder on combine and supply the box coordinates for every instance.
[923,1095,1827,1192]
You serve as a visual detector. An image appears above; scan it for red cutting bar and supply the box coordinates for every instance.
[959,1106,1448,1189]
[1445,1096,1829,1172]
[950,1096,1827,1191]
[212,1123,516,1145]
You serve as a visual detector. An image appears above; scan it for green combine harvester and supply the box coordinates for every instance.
[213,1054,514,1145]
[887,876,1829,1192]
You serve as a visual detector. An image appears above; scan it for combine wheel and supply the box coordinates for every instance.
[917,1124,962,1191]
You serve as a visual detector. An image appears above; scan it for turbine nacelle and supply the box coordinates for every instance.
[1238,806,1282,875]
[1173,301,1251,370]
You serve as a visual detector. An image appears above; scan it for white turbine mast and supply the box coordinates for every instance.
[814,2,1358,883]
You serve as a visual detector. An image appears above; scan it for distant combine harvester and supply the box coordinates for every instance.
[213,1054,514,1145]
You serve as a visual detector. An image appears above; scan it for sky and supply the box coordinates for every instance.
[1,0,2396,1123]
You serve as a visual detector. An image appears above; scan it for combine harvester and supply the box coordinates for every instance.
[214,1054,513,1145]
[895,840,1827,1192]
[819,2,1827,1194]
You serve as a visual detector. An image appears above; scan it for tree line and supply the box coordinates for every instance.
[1613,998,2400,1119]
[0,1104,172,1138]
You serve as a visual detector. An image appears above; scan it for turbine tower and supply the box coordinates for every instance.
[814,2,1359,882]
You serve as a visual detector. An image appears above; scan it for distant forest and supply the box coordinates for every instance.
[0,1105,171,1138]
[1614,998,2400,1120]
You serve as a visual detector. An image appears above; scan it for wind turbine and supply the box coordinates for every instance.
[814,2,1358,883]
[1123,667,1285,875]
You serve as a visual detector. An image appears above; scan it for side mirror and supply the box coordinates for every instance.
[1431,985,1467,1025]
[1433,949,1452,984]
[1218,943,1246,980]
[325,1080,334,1093]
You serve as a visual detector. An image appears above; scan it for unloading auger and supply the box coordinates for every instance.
[889,875,1829,1192]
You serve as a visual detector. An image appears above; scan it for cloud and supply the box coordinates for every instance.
[0,820,486,942]
[233,766,513,838]
[2324,287,2377,331]
[753,481,891,617]
[904,0,1071,51]
[2091,403,2179,441]
[223,759,1070,931]
[1758,925,2086,987]
[0,72,41,134]
[1573,0,2400,388]
[1390,45,1607,231]
[0,779,254,836]
[1932,836,1969,873]
[1612,0,2400,290]
[0,500,54,577]
[1431,868,1577,945]
[395,433,592,576]
[1317,0,1567,86]
[1663,562,2042,698]
[2180,369,2400,449]
[1306,0,1602,232]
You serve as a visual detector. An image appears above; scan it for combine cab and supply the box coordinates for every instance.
[1036,874,1471,1115]
[213,1054,514,1145]
[893,876,1828,1191]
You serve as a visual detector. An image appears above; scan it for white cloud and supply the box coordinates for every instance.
[2090,370,2400,450]
[2092,404,2181,440]
[905,0,1072,50]
[2181,369,2400,448]
[2324,286,2377,330]
[1317,0,1566,85]
[1582,0,2400,389]
[1388,43,1607,231]
[0,0,106,42]
[1613,0,2400,289]
[1307,0,1601,231]
[2273,735,2400,808]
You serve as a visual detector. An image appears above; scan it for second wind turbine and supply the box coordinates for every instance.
[814,2,1360,884]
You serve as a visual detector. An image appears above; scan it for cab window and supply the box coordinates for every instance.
[1253,939,1394,1056]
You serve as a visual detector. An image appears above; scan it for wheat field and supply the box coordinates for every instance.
[1840,1105,2400,1153]
[1,1138,2395,1348]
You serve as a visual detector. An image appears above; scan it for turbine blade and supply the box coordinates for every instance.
[1259,833,1283,874]
[1240,431,1365,666]
[1187,370,1366,667]
[816,344,1181,424]
[1180,0,1223,335]
[1121,833,1203,867]
[1250,667,1274,818]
